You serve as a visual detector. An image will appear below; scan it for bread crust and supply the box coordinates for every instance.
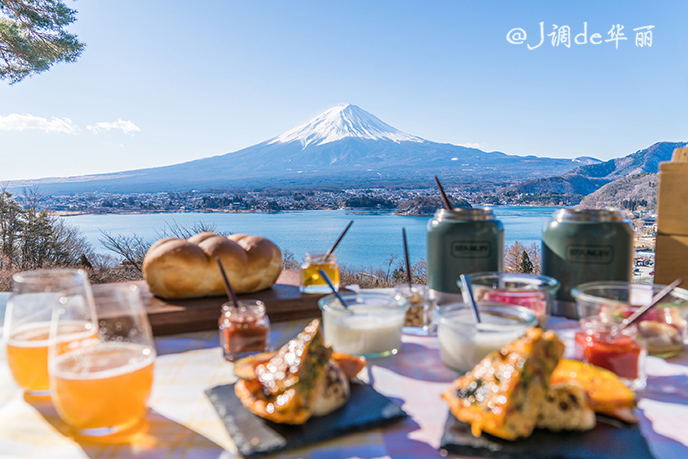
[142,232,282,299]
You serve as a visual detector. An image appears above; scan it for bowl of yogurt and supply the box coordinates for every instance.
[437,303,537,372]
[318,292,409,358]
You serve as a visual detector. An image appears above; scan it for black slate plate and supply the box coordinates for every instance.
[441,412,654,459]
[206,381,407,457]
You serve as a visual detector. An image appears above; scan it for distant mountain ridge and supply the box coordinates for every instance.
[509,141,687,196]
[7,104,600,194]
[580,173,657,210]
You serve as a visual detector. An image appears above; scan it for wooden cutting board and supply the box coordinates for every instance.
[96,270,325,336]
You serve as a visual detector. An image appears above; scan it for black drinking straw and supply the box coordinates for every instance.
[325,220,354,260]
[318,269,348,308]
[434,175,453,210]
[617,278,683,333]
[460,274,482,323]
[402,227,413,290]
[216,258,240,307]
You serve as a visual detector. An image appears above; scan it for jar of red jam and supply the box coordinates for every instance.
[574,317,646,390]
[468,272,559,326]
[219,300,270,361]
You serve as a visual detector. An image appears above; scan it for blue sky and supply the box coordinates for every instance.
[0,0,686,180]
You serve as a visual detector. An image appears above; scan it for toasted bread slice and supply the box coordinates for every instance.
[551,359,637,423]
[332,352,367,379]
[234,350,366,381]
[235,319,331,424]
[311,361,350,416]
[233,351,275,380]
[537,382,596,431]
[442,328,564,441]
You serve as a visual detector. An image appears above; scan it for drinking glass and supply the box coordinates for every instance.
[49,284,155,438]
[572,282,688,357]
[465,272,559,326]
[318,292,408,357]
[4,269,95,397]
[300,253,340,294]
[394,284,435,335]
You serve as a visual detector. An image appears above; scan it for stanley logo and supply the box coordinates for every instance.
[452,241,491,258]
[566,245,614,264]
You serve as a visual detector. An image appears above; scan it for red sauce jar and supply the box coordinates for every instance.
[574,317,646,389]
[219,300,270,361]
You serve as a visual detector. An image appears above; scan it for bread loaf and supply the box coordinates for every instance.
[142,232,282,299]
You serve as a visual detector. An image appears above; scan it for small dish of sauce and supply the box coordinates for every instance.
[437,303,537,372]
[318,292,408,358]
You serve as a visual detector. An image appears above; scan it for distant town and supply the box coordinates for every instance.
[30,186,656,282]
[37,187,584,216]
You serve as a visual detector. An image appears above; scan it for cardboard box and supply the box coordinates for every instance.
[654,233,688,284]
[657,167,688,236]
[672,146,688,162]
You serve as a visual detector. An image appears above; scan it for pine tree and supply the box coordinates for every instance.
[0,190,92,270]
[519,250,534,274]
[0,0,85,83]
[20,207,55,268]
[0,191,24,267]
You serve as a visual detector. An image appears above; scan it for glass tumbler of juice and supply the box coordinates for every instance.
[300,253,340,294]
[49,284,155,439]
[4,269,96,397]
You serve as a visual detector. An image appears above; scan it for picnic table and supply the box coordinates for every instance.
[0,292,687,458]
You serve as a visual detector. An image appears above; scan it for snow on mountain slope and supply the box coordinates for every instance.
[268,104,424,147]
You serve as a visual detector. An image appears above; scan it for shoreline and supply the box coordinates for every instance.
[52,204,563,218]
[51,208,294,217]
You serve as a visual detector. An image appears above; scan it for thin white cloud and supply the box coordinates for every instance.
[0,113,77,134]
[86,119,141,134]
[0,114,141,136]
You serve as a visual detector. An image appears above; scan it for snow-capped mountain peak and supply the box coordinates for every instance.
[268,103,424,147]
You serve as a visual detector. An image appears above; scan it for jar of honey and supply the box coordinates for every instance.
[219,300,270,361]
[300,253,340,294]
[574,317,646,390]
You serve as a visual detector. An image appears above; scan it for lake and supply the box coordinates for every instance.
[61,207,558,269]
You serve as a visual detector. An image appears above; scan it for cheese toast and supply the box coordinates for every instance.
[442,328,564,440]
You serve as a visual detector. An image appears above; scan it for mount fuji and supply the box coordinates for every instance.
[8,104,599,193]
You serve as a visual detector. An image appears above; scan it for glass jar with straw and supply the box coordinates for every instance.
[393,228,435,335]
[300,220,353,294]
[216,258,270,361]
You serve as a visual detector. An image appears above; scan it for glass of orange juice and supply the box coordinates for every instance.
[4,269,96,397]
[49,284,155,439]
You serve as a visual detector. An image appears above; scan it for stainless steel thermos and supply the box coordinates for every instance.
[542,208,634,306]
[427,208,504,300]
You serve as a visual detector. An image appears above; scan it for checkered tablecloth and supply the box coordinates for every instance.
[1,293,687,458]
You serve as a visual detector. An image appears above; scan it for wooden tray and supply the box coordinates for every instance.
[96,270,324,336]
